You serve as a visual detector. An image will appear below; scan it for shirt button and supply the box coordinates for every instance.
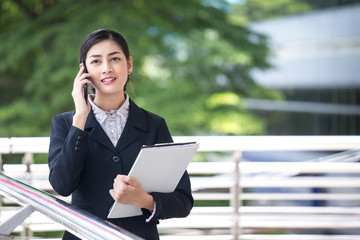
[112,156,120,163]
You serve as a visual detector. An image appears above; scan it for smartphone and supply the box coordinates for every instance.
[81,61,88,103]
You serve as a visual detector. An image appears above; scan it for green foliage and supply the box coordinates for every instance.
[0,0,278,137]
[230,0,360,24]
[230,0,311,23]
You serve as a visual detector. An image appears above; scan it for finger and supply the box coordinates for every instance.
[75,66,85,79]
[109,189,115,198]
[80,78,91,85]
[73,76,88,90]
[73,79,90,95]
[78,73,91,82]
[114,176,128,190]
[109,189,122,202]
[113,178,122,190]
[114,174,123,184]
[76,67,92,82]
[120,175,135,186]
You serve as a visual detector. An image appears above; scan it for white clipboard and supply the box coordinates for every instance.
[107,142,199,218]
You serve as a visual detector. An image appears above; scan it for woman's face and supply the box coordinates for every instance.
[85,39,132,97]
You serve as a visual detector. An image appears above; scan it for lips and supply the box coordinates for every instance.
[101,77,116,84]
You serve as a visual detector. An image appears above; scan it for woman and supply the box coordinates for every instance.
[48,29,194,240]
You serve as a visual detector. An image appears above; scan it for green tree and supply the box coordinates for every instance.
[230,0,360,24]
[0,0,278,137]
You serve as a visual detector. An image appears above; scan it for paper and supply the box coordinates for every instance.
[107,142,199,218]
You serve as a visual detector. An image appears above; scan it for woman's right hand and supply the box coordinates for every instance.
[71,66,91,130]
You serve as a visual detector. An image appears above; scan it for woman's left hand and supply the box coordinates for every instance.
[109,175,154,211]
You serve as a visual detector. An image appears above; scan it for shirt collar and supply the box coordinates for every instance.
[89,94,130,125]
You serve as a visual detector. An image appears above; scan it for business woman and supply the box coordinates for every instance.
[48,29,194,240]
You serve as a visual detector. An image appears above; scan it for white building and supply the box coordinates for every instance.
[246,4,360,134]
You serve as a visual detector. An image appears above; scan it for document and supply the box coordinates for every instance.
[107,142,199,218]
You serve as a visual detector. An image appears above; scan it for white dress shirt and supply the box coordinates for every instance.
[89,94,129,147]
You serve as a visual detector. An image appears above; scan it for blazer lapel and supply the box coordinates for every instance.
[116,98,148,152]
[85,110,117,154]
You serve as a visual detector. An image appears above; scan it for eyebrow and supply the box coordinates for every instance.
[89,51,122,58]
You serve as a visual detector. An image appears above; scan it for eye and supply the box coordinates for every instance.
[111,57,121,61]
[90,59,100,64]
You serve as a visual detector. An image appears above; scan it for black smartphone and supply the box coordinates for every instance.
[81,61,88,103]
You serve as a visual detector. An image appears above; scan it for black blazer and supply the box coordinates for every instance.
[48,98,194,240]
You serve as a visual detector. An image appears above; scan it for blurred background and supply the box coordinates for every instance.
[1,0,359,138]
[1,1,360,239]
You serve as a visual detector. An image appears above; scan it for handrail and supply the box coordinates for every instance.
[174,135,360,151]
[1,135,360,154]
[0,172,142,240]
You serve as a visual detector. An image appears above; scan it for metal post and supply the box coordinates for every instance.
[0,235,13,240]
[0,154,3,171]
[0,154,2,208]
[231,151,241,240]
[22,153,33,173]
[0,204,33,237]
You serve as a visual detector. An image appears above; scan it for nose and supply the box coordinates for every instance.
[102,60,112,74]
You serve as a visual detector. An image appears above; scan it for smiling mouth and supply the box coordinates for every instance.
[101,77,116,83]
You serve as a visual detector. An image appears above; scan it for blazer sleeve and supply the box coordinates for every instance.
[143,118,194,220]
[48,113,90,196]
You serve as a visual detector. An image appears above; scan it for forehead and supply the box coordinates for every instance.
[87,40,124,57]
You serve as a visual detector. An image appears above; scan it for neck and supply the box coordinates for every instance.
[93,93,126,112]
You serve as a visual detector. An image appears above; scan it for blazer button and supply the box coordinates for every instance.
[112,156,120,163]
[77,136,83,140]
[76,141,81,146]
[75,147,80,152]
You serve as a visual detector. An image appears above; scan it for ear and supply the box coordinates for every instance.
[128,56,133,74]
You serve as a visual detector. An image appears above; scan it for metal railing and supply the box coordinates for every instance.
[1,136,360,240]
[0,171,142,240]
[172,136,360,239]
